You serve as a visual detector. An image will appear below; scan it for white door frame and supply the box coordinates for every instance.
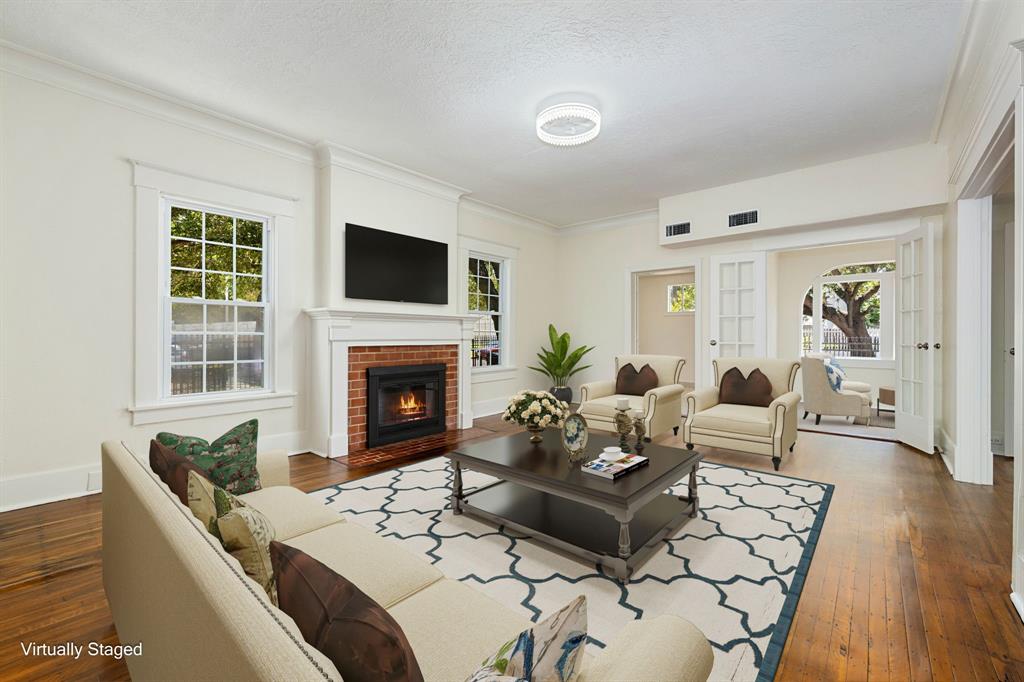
[624,259,703,389]
[1011,40,1024,623]
[1003,222,1016,459]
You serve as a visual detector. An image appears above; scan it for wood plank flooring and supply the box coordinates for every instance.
[1,417,1021,681]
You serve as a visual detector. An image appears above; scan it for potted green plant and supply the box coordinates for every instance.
[529,324,594,404]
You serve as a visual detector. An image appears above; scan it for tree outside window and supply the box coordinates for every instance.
[802,262,895,358]
[667,283,696,313]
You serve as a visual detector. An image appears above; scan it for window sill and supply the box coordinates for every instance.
[826,358,895,370]
[128,390,296,426]
[471,366,519,384]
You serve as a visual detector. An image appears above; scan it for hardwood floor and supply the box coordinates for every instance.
[1,419,1021,681]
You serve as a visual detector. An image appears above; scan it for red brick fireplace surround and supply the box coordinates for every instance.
[346,344,459,455]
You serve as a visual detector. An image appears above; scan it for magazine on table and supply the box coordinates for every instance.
[582,453,649,479]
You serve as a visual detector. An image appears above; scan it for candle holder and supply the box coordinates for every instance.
[632,416,647,454]
[614,408,633,453]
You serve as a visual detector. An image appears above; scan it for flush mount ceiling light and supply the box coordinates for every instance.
[535,97,601,147]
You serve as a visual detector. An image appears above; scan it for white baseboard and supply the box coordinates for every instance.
[472,397,509,419]
[0,463,101,512]
[938,427,956,476]
[1011,592,1024,624]
[260,430,308,455]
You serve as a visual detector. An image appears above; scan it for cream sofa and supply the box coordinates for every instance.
[102,440,714,681]
[800,354,873,425]
[682,358,801,471]
[578,354,686,440]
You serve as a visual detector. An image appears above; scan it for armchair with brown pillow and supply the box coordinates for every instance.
[578,354,686,440]
[683,358,801,470]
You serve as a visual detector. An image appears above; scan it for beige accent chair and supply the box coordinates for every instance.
[102,439,715,682]
[800,354,872,425]
[578,354,686,440]
[683,358,801,470]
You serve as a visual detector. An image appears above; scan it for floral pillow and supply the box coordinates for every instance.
[157,419,260,494]
[467,595,587,682]
[824,359,846,392]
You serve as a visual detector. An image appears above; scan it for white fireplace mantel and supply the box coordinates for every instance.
[304,308,478,457]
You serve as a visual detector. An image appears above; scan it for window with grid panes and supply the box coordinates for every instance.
[166,203,269,396]
[468,255,505,367]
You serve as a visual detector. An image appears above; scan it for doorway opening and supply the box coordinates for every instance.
[629,266,700,392]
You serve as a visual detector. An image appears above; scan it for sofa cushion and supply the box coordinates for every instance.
[270,541,424,682]
[839,388,872,406]
[149,439,211,505]
[284,522,442,609]
[615,363,659,396]
[719,367,773,407]
[690,403,773,437]
[219,506,278,605]
[579,394,644,420]
[239,486,343,540]
[388,579,531,681]
[469,595,587,682]
[157,419,261,495]
[842,380,871,394]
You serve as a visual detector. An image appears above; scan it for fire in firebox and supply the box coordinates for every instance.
[397,392,425,416]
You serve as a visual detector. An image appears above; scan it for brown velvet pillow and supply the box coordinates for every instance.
[615,363,659,396]
[719,367,774,407]
[149,439,211,505]
[270,541,424,682]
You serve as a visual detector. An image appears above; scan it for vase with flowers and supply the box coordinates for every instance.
[502,390,569,443]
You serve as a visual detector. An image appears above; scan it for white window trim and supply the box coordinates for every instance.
[805,269,895,368]
[665,282,696,315]
[129,161,296,425]
[457,236,517,381]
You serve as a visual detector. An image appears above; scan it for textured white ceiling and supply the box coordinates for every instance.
[0,0,966,226]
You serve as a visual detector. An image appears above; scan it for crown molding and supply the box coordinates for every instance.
[0,41,316,165]
[557,208,658,235]
[458,198,557,235]
[316,141,469,203]
[929,0,976,142]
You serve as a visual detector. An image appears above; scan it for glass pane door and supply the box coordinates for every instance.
[709,253,766,376]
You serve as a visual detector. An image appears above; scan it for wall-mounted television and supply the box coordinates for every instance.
[344,223,448,304]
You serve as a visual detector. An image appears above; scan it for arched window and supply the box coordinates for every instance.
[802,262,895,360]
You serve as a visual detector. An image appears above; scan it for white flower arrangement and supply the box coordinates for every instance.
[502,389,568,429]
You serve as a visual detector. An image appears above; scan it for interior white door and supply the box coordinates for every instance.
[895,224,935,453]
[708,253,766,377]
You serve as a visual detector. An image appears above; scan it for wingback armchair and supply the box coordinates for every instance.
[800,354,873,425]
[578,355,686,440]
[683,358,801,470]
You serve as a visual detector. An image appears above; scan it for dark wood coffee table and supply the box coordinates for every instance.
[446,429,701,582]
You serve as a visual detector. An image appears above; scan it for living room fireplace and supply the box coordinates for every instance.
[366,363,447,448]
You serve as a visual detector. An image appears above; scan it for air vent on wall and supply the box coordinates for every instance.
[665,222,691,237]
[728,210,758,227]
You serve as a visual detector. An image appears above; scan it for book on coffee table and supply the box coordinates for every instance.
[582,453,649,479]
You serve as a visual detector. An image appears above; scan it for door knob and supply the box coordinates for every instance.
[916,342,930,350]
[709,340,718,346]
[1012,348,1016,356]
[934,342,941,350]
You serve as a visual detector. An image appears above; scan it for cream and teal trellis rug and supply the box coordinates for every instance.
[310,457,832,682]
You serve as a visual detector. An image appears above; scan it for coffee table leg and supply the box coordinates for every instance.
[618,522,631,560]
[688,464,699,518]
[451,461,463,515]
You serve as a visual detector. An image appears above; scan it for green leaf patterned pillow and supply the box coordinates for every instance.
[157,419,261,494]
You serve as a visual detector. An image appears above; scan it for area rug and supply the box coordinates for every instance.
[310,458,833,682]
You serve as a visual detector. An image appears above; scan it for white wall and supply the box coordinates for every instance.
[0,70,317,510]
[774,240,898,401]
[457,202,561,415]
[635,271,696,385]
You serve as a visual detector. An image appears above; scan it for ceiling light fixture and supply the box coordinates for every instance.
[535,99,601,147]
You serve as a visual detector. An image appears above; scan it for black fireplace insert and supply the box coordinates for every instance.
[366,363,447,448]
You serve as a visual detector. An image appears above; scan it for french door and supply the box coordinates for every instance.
[895,224,935,453]
[708,253,766,379]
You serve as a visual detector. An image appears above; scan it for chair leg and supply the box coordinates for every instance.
[803,411,809,420]
[789,443,795,452]
[772,456,781,471]
[815,414,821,425]
[644,437,652,443]
[673,426,679,436]
[686,443,694,450]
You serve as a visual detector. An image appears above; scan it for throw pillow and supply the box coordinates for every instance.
[614,363,659,396]
[149,439,211,505]
[219,506,278,605]
[156,419,261,494]
[467,595,587,682]
[270,541,424,682]
[186,471,278,603]
[186,469,245,542]
[824,359,845,392]
[719,367,774,407]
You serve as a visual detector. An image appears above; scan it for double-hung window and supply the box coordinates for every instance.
[165,201,270,397]
[468,254,506,368]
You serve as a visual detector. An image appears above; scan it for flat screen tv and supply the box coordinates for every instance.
[344,223,448,304]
